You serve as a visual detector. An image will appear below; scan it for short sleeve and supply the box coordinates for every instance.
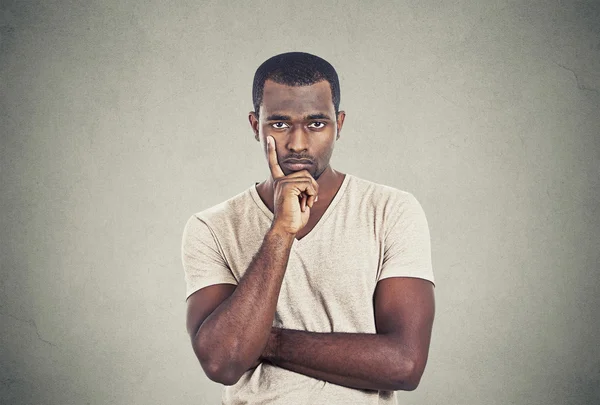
[378,193,435,286]
[181,214,238,300]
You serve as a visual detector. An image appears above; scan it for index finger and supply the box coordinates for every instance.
[267,136,285,179]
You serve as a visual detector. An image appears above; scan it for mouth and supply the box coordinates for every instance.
[282,160,314,171]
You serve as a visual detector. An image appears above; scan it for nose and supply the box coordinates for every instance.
[286,125,309,153]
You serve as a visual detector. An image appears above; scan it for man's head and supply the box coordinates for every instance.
[249,52,346,180]
[252,52,341,118]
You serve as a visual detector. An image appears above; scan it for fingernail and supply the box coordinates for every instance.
[315,196,319,202]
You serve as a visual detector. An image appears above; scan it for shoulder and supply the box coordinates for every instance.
[347,174,420,213]
[184,187,254,233]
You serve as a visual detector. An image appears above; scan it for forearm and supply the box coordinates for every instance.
[262,328,419,391]
[196,227,295,382]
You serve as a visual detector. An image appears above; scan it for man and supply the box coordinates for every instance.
[181,52,435,404]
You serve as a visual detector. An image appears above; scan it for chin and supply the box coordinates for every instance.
[312,166,325,180]
[289,169,315,179]
[283,165,324,180]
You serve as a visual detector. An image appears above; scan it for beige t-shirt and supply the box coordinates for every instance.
[181,173,435,405]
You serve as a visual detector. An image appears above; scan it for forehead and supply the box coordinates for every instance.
[261,79,334,117]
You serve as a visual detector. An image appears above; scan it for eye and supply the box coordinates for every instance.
[308,122,326,129]
[271,122,289,129]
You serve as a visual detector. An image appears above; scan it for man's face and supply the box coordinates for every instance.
[249,79,345,180]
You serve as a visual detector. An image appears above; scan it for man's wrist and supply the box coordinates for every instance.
[265,226,296,251]
[263,327,281,363]
[268,223,297,239]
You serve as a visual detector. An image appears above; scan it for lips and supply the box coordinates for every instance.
[282,160,314,170]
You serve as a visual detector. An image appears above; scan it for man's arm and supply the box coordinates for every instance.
[259,277,435,391]
[186,136,320,385]
[187,227,295,385]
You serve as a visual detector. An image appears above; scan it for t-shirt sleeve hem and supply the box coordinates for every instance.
[377,272,436,287]
[185,276,238,301]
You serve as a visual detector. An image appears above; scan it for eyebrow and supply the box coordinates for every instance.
[265,113,332,121]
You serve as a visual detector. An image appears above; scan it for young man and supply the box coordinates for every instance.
[181,52,435,404]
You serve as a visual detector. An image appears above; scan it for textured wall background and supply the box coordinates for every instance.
[1,0,599,404]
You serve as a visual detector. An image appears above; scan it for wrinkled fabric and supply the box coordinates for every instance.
[181,173,434,405]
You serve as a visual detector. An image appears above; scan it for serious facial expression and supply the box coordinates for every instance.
[250,79,345,180]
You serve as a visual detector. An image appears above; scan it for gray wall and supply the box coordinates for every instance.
[1,0,599,404]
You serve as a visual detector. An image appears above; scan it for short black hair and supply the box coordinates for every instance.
[252,52,341,118]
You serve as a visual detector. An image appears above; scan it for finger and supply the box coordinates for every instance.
[279,179,318,199]
[280,169,319,195]
[301,193,307,212]
[267,136,285,179]
[307,193,315,208]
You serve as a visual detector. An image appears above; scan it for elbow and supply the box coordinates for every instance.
[194,333,244,386]
[198,345,244,386]
[397,377,421,392]
[390,358,424,391]
[202,360,243,386]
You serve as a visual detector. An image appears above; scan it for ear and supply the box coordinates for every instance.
[249,111,260,141]
[336,111,346,140]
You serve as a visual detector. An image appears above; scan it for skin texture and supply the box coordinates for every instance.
[185,79,436,390]
[249,79,347,240]
[258,278,435,391]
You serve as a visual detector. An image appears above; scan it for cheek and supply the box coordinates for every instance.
[315,144,334,164]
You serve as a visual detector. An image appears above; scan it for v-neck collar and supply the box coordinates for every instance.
[249,173,352,245]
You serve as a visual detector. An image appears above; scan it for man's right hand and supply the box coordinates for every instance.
[267,136,319,236]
